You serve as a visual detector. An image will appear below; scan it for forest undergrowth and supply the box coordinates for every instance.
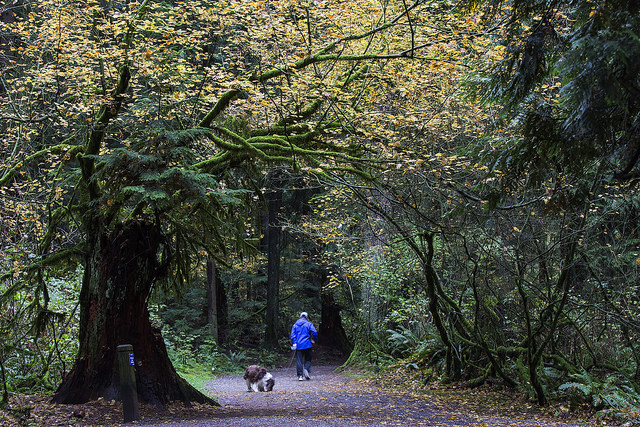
[366,360,640,427]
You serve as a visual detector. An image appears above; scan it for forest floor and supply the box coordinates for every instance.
[0,349,627,426]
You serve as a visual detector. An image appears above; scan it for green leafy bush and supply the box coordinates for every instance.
[557,370,640,413]
[0,271,80,403]
[386,325,421,358]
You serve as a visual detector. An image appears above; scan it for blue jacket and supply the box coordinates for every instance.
[290,316,318,350]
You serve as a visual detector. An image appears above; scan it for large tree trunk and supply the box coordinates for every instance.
[319,293,352,353]
[52,220,215,406]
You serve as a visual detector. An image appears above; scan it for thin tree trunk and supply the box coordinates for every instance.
[264,188,282,349]
[217,276,229,345]
[422,233,458,381]
[0,355,7,406]
[206,260,219,343]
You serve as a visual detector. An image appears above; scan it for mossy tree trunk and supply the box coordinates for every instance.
[319,292,353,354]
[52,220,215,405]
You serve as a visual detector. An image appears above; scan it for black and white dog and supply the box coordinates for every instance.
[243,365,275,392]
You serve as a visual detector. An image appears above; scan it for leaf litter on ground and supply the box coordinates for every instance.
[0,364,633,426]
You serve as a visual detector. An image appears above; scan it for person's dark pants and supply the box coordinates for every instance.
[296,347,313,377]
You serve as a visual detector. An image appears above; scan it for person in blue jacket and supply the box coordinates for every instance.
[290,312,318,381]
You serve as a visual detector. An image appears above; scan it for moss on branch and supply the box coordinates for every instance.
[193,151,235,172]
[250,124,312,137]
[0,246,84,283]
[249,2,418,85]
[198,89,240,128]
[245,129,319,147]
[201,128,244,151]
[82,62,132,200]
[341,64,370,87]
[251,52,410,84]
[245,136,290,147]
[0,144,82,187]
[275,99,323,127]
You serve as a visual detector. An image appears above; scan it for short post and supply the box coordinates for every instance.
[117,344,140,423]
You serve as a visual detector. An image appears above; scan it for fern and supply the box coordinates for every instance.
[386,325,420,357]
[558,370,640,412]
[544,366,564,379]
[558,381,592,396]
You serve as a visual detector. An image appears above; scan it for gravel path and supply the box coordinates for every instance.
[134,364,588,426]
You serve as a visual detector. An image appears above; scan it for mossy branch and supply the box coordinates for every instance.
[81,63,131,199]
[246,129,320,147]
[0,144,82,187]
[193,151,237,173]
[341,64,370,87]
[215,126,248,146]
[245,135,291,147]
[0,246,84,285]
[250,124,313,137]
[252,52,414,84]
[198,89,240,128]
[201,128,244,151]
[275,98,324,127]
[123,0,151,47]
[191,1,423,177]
[39,206,71,255]
[251,0,420,84]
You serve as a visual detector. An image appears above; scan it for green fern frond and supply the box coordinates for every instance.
[558,381,592,396]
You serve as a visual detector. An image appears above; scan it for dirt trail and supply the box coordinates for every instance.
[134,364,588,426]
